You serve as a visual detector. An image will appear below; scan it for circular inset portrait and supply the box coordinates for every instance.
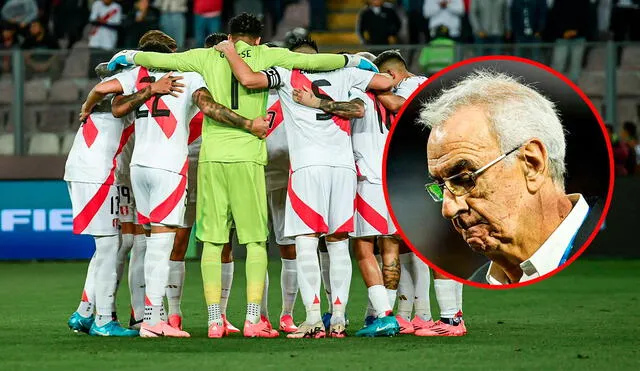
[384,57,614,288]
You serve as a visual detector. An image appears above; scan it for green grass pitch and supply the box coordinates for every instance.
[0,259,639,370]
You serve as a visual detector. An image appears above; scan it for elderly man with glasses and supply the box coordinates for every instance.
[421,71,590,285]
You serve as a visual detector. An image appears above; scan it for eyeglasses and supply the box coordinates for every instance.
[425,145,523,202]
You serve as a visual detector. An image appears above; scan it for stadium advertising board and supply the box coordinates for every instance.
[0,181,93,260]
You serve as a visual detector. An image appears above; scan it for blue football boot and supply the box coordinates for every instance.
[364,315,376,327]
[355,315,400,337]
[68,312,94,334]
[89,320,139,337]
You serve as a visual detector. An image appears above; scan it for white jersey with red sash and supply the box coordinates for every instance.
[64,98,134,235]
[349,89,397,237]
[88,1,122,49]
[265,66,375,236]
[265,90,289,192]
[114,66,206,226]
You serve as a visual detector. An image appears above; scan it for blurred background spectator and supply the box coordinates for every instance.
[403,0,429,44]
[88,0,122,78]
[52,0,89,50]
[610,0,640,42]
[157,0,187,49]
[357,0,402,45]
[507,0,547,61]
[546,0,591,82]
[1,0,38,25]
[309,0,327,31]
[122,0,160,48]
[469,0,507,55]
[423,0,465,40]
[418,24,455,75]
[193,0,223,49]
[0,21,18,75]
[608,123,633,176]
[22,18,59,80]
[88,0,122,50]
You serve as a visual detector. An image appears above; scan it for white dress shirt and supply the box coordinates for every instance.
[487,194,590,285]
[423,0,465,38]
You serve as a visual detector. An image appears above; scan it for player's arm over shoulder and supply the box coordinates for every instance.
[112,71,184,118]
[191,87,269,138]
[134,48,209,73]
[264,47,347,72]
[294,85,365,119]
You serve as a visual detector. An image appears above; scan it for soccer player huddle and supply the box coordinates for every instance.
[64,13,466,339]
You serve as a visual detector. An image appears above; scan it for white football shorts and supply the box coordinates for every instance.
[67,181,119,236]
[182,158,198,228]
[351,180,397,238]
[268,187,295,245]
[284,166,356,238]
[130,165,187,227]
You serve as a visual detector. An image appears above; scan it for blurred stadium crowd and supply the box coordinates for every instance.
[0,0,637,176]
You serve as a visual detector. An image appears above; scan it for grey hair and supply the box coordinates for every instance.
[419,70,567,187]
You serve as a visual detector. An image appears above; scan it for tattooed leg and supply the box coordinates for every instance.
[380,236,401,290]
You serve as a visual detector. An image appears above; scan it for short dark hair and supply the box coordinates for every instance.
[623,121,638,140]
[139,41,174,53]
[229,13,263,38]
[138,30,177,51]
[373,50,407,69]
[288,38,318,53]
[205,32,228,48]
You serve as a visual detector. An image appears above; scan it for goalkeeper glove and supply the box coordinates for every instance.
[107,50,139,71]
[345,54,379,73]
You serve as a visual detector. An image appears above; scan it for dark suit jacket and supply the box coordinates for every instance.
[468,196,604,284]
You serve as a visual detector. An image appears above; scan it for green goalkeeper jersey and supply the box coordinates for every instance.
[133,41,348,164]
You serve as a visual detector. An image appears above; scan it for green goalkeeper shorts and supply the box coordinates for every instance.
[196,161,268,245]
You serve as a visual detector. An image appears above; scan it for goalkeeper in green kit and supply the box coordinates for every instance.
[107,13,380,338]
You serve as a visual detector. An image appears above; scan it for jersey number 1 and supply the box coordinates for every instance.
[136,76,171,119]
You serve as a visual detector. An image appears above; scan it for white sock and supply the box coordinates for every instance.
[327,240,351,324]
[246,303,261,324]
[76,254,98,318]
[114,232,134,313]
[221,262,234,315]
[166,260,185,316]
[128,234,146,321]
[434,279,459,319]
[77,254,97,316]
[280,258,298,317]
[260,273,269,318]
[93,235,119,326]
[386,289,397,311]
[295,236,321,324]
[365,299,377,318]
[143,232,175,326]
[412,254,432,321]
[455,281,463,314]
[318,250,332,313]
[368,285,392,318]
[397,253,415,320]
[208,304,222,326]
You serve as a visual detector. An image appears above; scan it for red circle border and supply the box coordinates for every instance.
[381,55,616,290]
